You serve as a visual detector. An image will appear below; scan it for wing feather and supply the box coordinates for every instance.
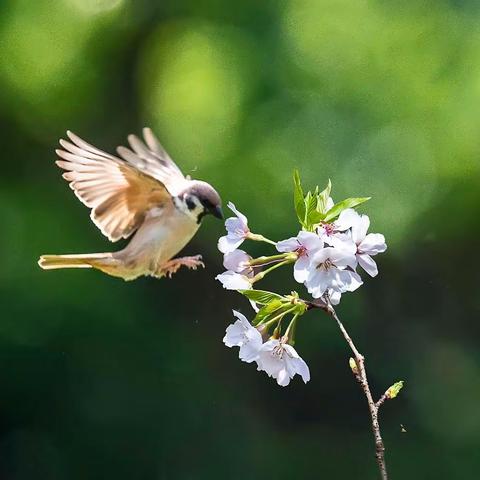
[56,130,175,242]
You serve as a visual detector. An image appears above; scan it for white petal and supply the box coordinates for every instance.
[215,271,252,290]
[223,311,250,347]
[227,201,248,226]
[335,208,359,231]
[357,254,378,277]
[223,250,250,272]
[225,217,247,236]
[276,368,291,386]
[359,233,387,255]
[297,231,323,252]
[352,214,370,244]
[330,248,357,269]
[293,256,312,283]
[239,333,262,363]
[218,235,244,254]
[232,310,250,325]
[292,357,310,383]
[276,237,299,253]
[336,270,363,293]
[305,270,330,298]
[310,247,331,265]
[328,289,342,305]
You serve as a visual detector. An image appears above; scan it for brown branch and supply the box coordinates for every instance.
[324,300,389,480]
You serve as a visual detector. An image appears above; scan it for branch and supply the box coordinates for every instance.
[325,299,389,480]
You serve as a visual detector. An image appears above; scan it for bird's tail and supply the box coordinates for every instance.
[38,253,113,270]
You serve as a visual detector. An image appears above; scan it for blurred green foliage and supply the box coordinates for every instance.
[0,0,479,478]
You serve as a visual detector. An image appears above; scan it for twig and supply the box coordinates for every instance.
[325,300,389,480]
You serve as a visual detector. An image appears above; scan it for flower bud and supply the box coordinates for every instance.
[349,357,358,374]
[386,380,404,399]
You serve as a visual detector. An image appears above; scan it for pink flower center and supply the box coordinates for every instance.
[322,223,335,236]
[317,259,333,271]
[296,244,307,257]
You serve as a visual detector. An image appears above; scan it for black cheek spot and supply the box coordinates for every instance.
[186,197,196,210]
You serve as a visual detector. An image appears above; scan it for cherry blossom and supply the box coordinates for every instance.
[223,311,263,363]
[218,202,250,253]
[305,245,362,299]
[257,339,310,386]
[276,231,323,283]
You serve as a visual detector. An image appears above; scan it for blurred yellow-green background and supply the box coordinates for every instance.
[1,0,479,478]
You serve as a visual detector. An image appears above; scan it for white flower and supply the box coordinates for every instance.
[276,231,323,283]
[216,271,252,290]
[223,249,252,274]
[305,245,362,299]
[223,311,263,363]
[218,202,250,253]
[349,211,387,277]
[257,339,310,387]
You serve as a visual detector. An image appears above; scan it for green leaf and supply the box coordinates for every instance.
[293,170,305,225]
[323,197,371,222]
[253,299,285,325]
[316,179,332,214]
[303,191,319,230]
[239,289,284,306]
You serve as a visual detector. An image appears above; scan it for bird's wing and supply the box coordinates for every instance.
[116,128,190,196]
[56,130,176,242]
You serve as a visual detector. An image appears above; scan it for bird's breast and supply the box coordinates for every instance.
[121,208,200,266]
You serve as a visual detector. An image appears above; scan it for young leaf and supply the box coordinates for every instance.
[253,299,285,325]
[238,289,284,306]
[323,197,371,222]
[293,170,305,225]
[303,191,319,230]
[317,179,332,214]
[386,380,404,399]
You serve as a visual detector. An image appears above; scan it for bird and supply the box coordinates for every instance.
[38,128,223,281]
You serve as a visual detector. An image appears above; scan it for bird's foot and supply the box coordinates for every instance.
[158,255,205,278]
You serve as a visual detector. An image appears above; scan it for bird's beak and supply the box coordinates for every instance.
[212,205,224,219]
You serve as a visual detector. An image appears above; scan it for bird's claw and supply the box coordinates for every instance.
[158,255,205,278]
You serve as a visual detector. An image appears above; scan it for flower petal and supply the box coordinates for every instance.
[218,235,244,254]
[297,231,324,252]
[276,368,291,386]
[276,237,299,253]
[359,233,387,255]
[216,271,252,290]
[335,208,359,231]
[227,202,248,226]
[357,254,378,277]
[293,256,311,283]
[352,214,370,244]
[223,250,251,272]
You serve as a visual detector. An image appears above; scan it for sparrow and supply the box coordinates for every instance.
[38,128,223,281]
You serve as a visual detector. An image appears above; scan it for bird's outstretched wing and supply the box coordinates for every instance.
[56,129,189,242]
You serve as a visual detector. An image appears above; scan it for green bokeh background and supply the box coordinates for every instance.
[1,0,479,478]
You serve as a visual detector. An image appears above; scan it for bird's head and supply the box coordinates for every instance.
[177,181,223,223]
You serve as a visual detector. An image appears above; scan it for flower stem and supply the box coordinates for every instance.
[248,253,295,267]
[261,306,297,329]
[325,299,389,480]
[251,259,294,283]
[284,313,299,345]
[247,232,277,246]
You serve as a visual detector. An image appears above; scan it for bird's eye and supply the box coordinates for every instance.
[185,196,196,210]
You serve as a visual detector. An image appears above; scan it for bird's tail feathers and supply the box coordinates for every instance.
[38,253,112,270]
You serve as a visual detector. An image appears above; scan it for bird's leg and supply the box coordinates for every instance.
[155,255,205,278]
